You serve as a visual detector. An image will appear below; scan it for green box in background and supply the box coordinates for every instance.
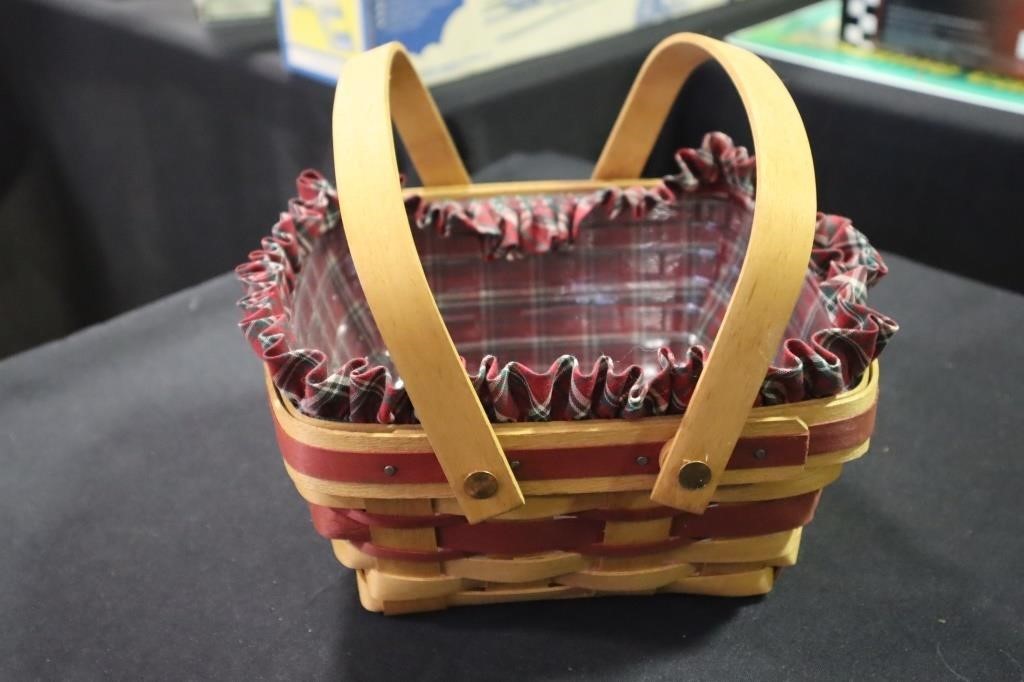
[728,0,1024,115]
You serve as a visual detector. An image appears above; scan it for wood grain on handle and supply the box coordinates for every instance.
[594,34,817,513]
[332,44,523,523]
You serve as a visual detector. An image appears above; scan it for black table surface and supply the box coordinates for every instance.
[2,251,1022,680]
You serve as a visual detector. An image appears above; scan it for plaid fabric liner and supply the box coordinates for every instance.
[237,133,898,424]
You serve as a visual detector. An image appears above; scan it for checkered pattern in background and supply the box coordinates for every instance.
[238,133,898,424]
[842,0,883,46]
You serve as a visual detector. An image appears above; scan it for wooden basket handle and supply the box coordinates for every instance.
[594,33,817,513]
[332,44,524,523]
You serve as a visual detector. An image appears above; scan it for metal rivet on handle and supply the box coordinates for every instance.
[678,461,712,490]
[464,471,498,499]
[383,465,397,477]
[635,455,649,466]
[753,448,767,461]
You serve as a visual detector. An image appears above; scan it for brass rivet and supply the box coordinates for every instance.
[383,465,397,477]
[464,471,498,499]
[678,461,712,490]
[753,448,767,461]
[635,455,649,466]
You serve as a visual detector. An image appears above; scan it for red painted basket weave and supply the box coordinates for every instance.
[236,35,897,613]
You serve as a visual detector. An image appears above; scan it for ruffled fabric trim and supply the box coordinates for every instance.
[237,133,898,424]
[401,132,755,261]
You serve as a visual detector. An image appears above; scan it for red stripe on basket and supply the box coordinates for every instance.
[276,419,441,484]
[725,432,808,470]
[310,493,820,558]
[308,503,370,541]
[343,509,464,529]
[671,490,820,538]
[439,518,605,555]
[273,413,876,484]
[808,404,876,455]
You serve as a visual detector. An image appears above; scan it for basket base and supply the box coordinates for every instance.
[355,566,779,614]
[339,527,801,615]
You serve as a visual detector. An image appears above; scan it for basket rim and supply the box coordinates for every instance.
[271,359,878,441]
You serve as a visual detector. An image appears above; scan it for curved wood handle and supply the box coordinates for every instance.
[332,44,523,523]
[594,34,817,513]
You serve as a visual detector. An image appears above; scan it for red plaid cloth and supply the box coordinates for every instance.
[237,133,898,424]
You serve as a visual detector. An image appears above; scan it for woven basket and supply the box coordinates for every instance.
[239,34,896,614]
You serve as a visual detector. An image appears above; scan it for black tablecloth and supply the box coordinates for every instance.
[2,252,1022,680]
